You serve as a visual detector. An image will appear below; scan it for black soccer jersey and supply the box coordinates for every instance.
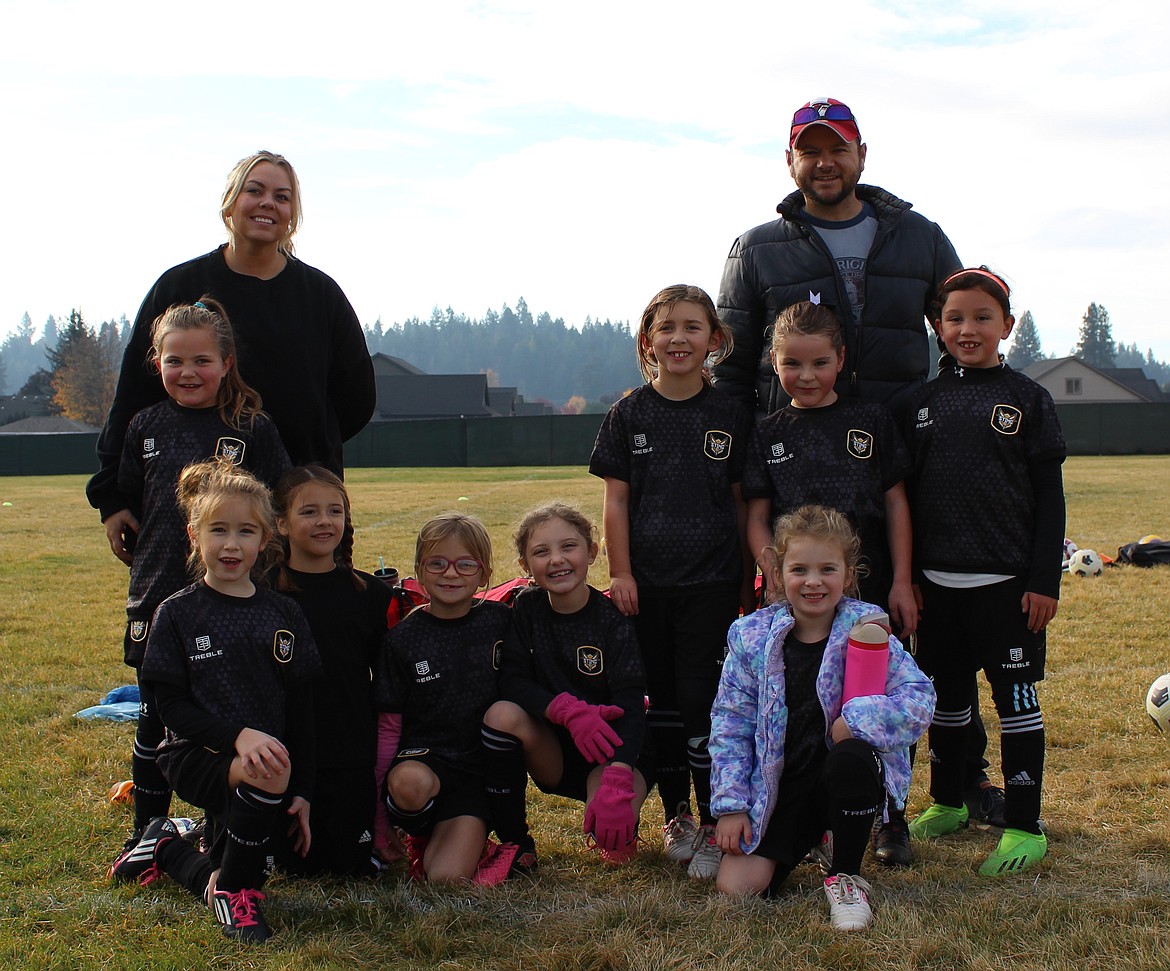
[141,583,321,750]
[742,399,910,570]
[279,567,391,772]
[588,383,752,594]
[500,587,647,763]
[906,364,1066,595]
[118,400,290,663]
[373,601,510,767]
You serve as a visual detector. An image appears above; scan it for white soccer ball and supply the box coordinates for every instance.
[1068,548,1103,576]
[1146,674,1170,736]
[1062,538,1078,567]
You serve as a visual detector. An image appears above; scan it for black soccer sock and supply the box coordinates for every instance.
[217,783,283,893]
[131,740,172,830]
[686,735,714,825]
[156,836,215,900]
[131,687,172,829]
[646,707,689,818]
[992,681,1044,834]
[824,738,885,875]
[481,725,532,847]
[926,701,972,809]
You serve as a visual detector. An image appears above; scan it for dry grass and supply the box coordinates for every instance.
[1,458,1168,970]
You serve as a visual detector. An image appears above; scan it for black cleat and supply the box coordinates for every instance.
[210,886,272,943]
[108,817,178,883]
[872,811,913,867]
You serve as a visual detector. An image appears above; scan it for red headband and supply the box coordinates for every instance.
[944,267,1010,296]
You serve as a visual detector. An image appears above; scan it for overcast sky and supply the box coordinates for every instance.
[3,0,1168,363]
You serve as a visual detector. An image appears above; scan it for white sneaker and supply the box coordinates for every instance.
[686,825,722,881]
[804,830,833,875]
[823,873,873,931]
[663,802,699,864]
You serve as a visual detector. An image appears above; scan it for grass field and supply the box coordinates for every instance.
[1,458,1169,970]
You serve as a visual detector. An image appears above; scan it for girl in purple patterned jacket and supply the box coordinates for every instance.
[709,505,933,932]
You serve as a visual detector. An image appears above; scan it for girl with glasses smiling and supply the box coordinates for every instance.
[372,513,511,882]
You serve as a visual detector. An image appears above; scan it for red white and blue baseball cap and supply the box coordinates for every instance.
[789,98,861,148]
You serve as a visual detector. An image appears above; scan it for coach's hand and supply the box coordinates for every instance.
[103,508,139,567]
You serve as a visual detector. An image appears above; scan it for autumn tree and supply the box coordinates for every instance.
[1006,310,1045,369]
[45,309,118,425]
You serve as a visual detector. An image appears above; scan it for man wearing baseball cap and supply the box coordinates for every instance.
[712,99,999,867]
[714,97,960,421]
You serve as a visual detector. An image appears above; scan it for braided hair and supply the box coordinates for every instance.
[272,465,366,593]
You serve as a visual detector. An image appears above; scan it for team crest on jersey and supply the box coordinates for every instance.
[917,407,929,422]
[847,429,874,459]
[991,404,1022,436]
[415,660,430,676]
[704,429,732,461]
[216,437,246,465]
[634,433,647,448]
[492,640,503,671]
[273,629,295,663]
[144,438,156,452]
[1009,647,1024,662]
[772,442,785,458]
[129,620,149,642]
[577,645,604,676]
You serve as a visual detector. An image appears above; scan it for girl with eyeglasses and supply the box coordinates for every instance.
[371,513,511,882]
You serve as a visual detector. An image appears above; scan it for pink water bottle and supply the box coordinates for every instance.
[842,620,890,703]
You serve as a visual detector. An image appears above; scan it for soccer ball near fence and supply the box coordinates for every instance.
[1146,674,1170,736]
[1067,548,1103,577]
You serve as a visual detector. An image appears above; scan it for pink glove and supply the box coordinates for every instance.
[546,692,624,764]
[583,763,637,851]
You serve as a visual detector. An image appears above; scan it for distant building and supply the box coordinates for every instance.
[1022,357,1168,404]
[0,414,100,434]
[370,353,554,419]
[0,394,53,428]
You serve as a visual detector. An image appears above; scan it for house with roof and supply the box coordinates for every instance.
[1022,357,1168,404]
[370,353,554,419]
[0,414,99,434]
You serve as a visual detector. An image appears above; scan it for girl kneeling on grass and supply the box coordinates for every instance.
[710,505,934,932]
[482,503,649,867]
[373,513,511,882]
[113,459,321,944]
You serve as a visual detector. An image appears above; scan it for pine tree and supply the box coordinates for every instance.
[1006,310,1045,369]
[1075,303,1116,368]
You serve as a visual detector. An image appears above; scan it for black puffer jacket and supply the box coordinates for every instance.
[713,184,960,420]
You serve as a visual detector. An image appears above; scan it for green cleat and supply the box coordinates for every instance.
[978,828,1047,877]
[907,803,969,839]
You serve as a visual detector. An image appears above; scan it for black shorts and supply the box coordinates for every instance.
[915,575,1046,685]
[534,728,651,803]
[387,749,490,828]
[273,766,377,877]
[157,741,234,817]
[157,742,241,868]
[123,614,153,668]
[635,586,739,699]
